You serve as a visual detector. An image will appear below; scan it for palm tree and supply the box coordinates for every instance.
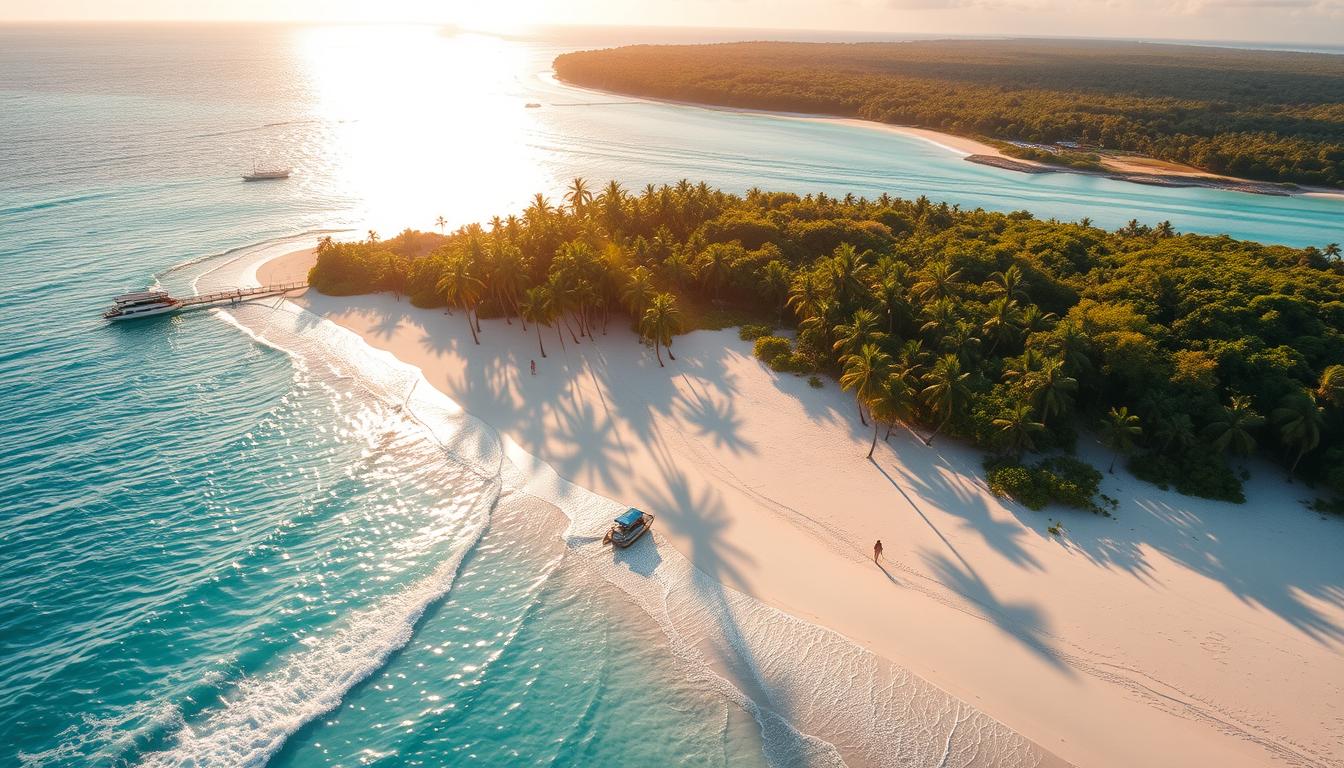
[871,276,911,334]
[697,244,733,301]
[920,353,971,445]
[1154,412,1196,453]
[367,229,380,244]
[832,308,882,360]
[520,285,552,358]
[1018,305,1057,336]
[1318,364,1344,407]
[621,266,656,322]
[1154,220,1175,238]
[564,177,592,216]
[546,271,580,346]
[840,343,892,445]
[1325,243,1341,262]
[1273,391,1324,474]
[827,244,869,307]
[658,251,694,291]
[525,194,553,226]
[943,321,981,366]
[487,243,528,327]
[1099,406,1142,473]
[913,260,961,302]
[988,264,1028,301]
[787,270,824,322]
[1204,395,1264,457]
[758,260,791,324]
[981,296,1021,355]
[871,374,918,444]
[1042,319,1093,376]
[993,402,1045,460]
[640,293,682,367]
[597,180,626,234]
[434,216,447,234]
[919,297,958,340]
[1026,356,1076,424]
[436,255,484,345]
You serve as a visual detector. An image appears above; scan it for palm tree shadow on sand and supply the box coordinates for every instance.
[632,467,819,762]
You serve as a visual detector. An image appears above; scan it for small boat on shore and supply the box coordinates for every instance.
[603,508,654,548]
[103,290,181,320]
[242,165,291,182]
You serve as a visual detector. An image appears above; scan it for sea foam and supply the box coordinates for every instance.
[143,238,1049,768]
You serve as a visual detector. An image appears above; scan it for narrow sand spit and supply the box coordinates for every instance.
[261,248,1344,768]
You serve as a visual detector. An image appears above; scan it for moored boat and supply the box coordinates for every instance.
[103,290,181,320]
[603,508,654,548]
[242,166,291,181]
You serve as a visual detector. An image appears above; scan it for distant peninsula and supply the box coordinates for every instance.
[553,40,1344,191]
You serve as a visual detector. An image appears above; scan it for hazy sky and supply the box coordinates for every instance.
[4,0,1344,45]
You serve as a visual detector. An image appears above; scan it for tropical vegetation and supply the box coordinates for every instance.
[554,41,1344,188]
[308,179,1344,506]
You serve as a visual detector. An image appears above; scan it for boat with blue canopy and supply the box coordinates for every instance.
[603,507,654,548]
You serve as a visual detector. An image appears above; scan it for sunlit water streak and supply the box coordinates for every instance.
[1,22,1341,768]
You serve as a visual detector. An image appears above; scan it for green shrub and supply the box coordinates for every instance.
[986,463,1050,509]
[753,335,791,364]
[774,352,815,374]
[1128,451,1245,503]
[738,324,774,341]
[1037,456,1102,509]
[985,456,1105,512]
[753,336,815,373]
[808,375,824,388]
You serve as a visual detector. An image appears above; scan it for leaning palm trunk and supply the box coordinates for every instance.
[535,324,547,357]
[924,414,951,446]
[868,420,880,458]
[654,339,665,367]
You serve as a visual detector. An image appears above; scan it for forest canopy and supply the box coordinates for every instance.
[310,180,1344,507]
[553,40,1344,188]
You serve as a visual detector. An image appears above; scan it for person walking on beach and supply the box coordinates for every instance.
[873,539,883,563]
[530,359,536,376]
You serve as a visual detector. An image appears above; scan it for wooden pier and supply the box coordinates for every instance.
[178,281,308,312]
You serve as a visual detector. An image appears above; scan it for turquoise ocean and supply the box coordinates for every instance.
[2,23,1342,768]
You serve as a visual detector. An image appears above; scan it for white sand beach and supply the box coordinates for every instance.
[262,248,1344,768]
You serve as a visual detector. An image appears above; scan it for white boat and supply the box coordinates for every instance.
[103,290,181,320]
[242,166,291,182]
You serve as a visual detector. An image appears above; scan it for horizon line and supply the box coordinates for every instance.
[0,19,1341,52]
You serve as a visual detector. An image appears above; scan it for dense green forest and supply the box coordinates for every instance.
[553,40,1344,188]
[310,179,1344,509]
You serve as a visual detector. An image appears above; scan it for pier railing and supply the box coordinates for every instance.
[178,282,308,311]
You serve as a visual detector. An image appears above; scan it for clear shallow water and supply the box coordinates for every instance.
[1,22,1341,768]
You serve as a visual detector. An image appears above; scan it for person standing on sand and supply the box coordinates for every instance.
[530,359,536,376]
[873,539,883,563]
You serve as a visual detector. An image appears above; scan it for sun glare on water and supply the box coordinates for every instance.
[296,24,548,232]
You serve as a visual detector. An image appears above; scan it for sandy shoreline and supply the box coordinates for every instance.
[551,76,1344,201]
[260,247,1344,768]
